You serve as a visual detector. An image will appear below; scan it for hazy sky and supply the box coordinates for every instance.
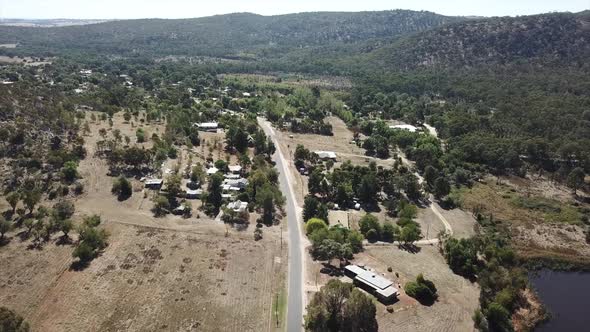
[0,0,587,19]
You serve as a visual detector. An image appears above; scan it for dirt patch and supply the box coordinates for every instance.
[513,288,547,331]
[1,222,286,332]
[0,56,52,66]
[362,246,479,332]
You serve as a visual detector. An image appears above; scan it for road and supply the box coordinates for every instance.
[258,118,306,332]
[398,148,454,240]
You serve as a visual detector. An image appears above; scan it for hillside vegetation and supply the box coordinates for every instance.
[0,11,462,58]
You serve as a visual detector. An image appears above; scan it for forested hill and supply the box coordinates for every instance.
[367,11,590,70]
[0,10,462,58]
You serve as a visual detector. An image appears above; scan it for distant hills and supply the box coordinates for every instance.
[0,11,463,58]
[0,18,109,27]
[0,10,588,74]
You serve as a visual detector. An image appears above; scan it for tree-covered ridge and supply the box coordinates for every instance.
[369,12,590,70]
[0,11,463,58]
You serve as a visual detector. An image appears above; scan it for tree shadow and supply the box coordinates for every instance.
[17,230,30,242]
[117,193,131,202]
[414,296,437,306]
[2,209,14,220]
[398,243,421,254]
[70,259,90,271]
[379,296,400,306]
[363,202,382,213]
[56,235,73,246]
[26,241,45,251]
[0,236,11,247]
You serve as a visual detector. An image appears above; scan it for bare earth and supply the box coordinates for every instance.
[0,112,287,332]
[361,246,479,332]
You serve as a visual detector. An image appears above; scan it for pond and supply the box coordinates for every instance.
[529,270,590,331]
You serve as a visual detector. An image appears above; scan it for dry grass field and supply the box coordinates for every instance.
[0,112,287,332]
[457,176,590,265]
[304,245,479,332]
[360,246,479,332]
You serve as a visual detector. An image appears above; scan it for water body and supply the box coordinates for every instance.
[529,270,590,331]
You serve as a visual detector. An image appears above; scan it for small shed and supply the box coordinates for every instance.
[314,151,337,160]
[145,178,163,189]
[185,189,203,199]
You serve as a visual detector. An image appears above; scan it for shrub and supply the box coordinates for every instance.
[0,307,30,331]
[111,176,132,200]
[405,274,437,304]
[306,218,328,235]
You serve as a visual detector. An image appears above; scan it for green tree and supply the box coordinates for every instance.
[306,218,328,235]
[424,165,438,189]
[5,191,20,214]
[62,161,78,183]
[382,222,400,242]
[206,173,224,214]
[0,217,11,239]
[111,176,132,200]
[152,195,170,217]
[190,164,205,184]
[0,307,30,332]
[443,237,477,278]
[308,169,325,195]
[342,289,379,332]
[58,219,73,238]
[433,177,451,199]
[304,279,377,332]
[347,231,364,253]
[136,128,145,143]
[400,223,422,245]
[303,196,320,221]
[486,302,512,332]
[22,189,41,214]
[567,167,585,195]
[405,273,438,304]
[358,214,381,239]
[358,174,378,203]
[52,201,75,221]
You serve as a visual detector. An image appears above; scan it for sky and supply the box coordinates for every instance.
[0,0,587,19]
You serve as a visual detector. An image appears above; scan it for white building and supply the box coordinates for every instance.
[389,124,418,132]
[227,200,248,213]
[195,122,219,132]
[344,265,399,302]
[206,167,219,175]
[228,165,242,174]
[314,151,337,160]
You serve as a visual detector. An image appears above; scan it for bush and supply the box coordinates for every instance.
[52,200,75,221]
[382,222,399,242]
[405,274,437,304]
[152,196,170,217]
[359,213,381,238]
[61,161,78,183]
[0,307,30,332]
[111,176,132,200]
[306,218,328,235]
[366,228,379,243]
[72,241,95,262]
[73,182,84,195]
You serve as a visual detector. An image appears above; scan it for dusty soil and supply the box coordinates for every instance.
[458,177,590,266]
[304,245,479,332]
[513,288,547,332]
[0,56,52,66]
[0,222,286,332]
[0,112,286,331]
[361,246,479,332]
